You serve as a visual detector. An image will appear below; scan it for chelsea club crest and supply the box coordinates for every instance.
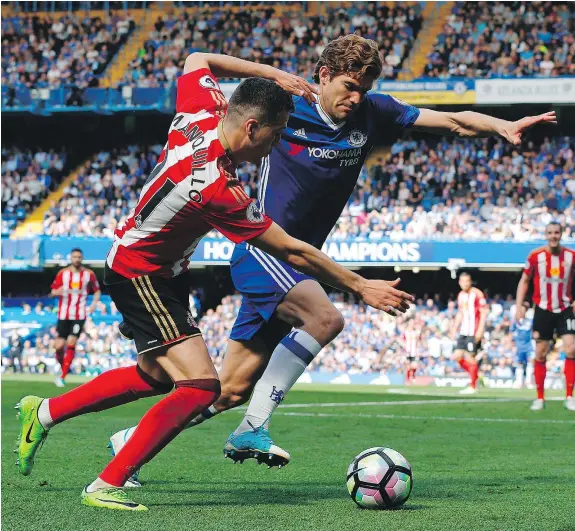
[348,129,367,147]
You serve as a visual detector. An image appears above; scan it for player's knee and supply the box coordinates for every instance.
[314,308,345,344]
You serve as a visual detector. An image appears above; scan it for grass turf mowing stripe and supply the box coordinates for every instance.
[264,398,526,408]
[276,411,575,424]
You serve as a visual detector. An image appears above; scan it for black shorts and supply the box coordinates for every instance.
[532,306,575,341]
[57,319,85,339]
[456,335,482,354]
[104,265,201,355]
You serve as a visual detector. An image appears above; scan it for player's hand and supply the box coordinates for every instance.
[87,303,97,315]
[502,112,557,146]
[357,278,414,317]
[273,71,319,105]
[515,305,526,322]
[51,288,64,296]
[474,333,482,343]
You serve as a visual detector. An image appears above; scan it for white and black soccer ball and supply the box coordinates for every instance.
[346,447,413,509]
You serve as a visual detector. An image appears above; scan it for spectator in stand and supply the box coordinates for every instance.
[425,1,575,78]
[120,3,422,88]
[1,11,135,92]
[1,147,67,234]
[2,291,568,386]
[37,136,575,242]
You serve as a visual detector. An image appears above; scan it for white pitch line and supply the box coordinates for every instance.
[272,398,525,408]
[275,411,575,425]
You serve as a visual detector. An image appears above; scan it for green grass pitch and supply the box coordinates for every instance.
[2,377,574,531]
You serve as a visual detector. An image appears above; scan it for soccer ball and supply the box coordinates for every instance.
[346,447,413,509]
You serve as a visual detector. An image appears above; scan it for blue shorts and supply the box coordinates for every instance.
[515,349,532,365]
[229,242,312,348]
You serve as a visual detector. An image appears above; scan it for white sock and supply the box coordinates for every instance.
[235,329,321,434]
[86,477,115,493]
[37,399,54,430]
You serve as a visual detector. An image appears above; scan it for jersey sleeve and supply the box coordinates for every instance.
[51,270,63,290]
[89,271,101,293]
[523,252,535,277]
[368,93,420,129]
[201,178,272,244]
[176,68,227,115]
[476,289,487,307]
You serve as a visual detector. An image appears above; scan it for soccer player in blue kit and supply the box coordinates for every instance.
[512,302,534,388]
[110,35,557,477]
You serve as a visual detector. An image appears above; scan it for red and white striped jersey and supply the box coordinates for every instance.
[51,267,100,320]
[457,287,487,336]
[106,68,272,279]
[403,329,419,357]
[524,246,575,313]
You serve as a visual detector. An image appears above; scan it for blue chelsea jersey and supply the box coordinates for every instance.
[512,318,533,353]
[257,94,420,248]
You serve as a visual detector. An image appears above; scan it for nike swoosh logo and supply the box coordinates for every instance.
[94,499,140,508]
[25,416,36,444]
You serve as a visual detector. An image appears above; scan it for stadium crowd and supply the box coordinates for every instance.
[425,1,575,78]
[1,293,566,382]
[2,147,67,235]
[120,2,422,87]
[37,135,575,241]
[1,11,135,93]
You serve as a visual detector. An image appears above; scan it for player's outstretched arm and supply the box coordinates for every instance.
[183,52,318,104]
[413,109,557,145]
[249,223,414,316]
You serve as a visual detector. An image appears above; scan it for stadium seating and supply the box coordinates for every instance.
[119,3,423,87]
[38,135,575,241]
[1,293,566,379]
[424,1,575,78]
[1,10,136,97]
[1,147,67,235]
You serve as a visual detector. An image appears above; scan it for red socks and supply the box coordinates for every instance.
[48,365,172,424]
[565,358,575,398]
[100,379,220,486]
[458,358,479,389]
[534,361,546,400]
[55,346,65,367]
[60,345,76,378]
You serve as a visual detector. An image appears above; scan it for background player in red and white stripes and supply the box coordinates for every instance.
[451,272,489,394]
[516,222,575,411]
[50,248,100,387]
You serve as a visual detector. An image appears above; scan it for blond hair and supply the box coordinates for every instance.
[313,34,382,83]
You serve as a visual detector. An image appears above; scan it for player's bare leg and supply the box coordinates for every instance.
[110,280,344,470]
[560,334,575,410]
[531,340,550,410]
[19,335,221,510]
[225,280,343,465]
[108,337,271,481]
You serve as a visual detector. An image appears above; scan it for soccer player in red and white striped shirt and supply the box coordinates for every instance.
[17,53,414,511]
[50,248,101,387]
[516,222,575,411]
[451,272,489,394]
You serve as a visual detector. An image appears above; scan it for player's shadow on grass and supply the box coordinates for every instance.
[147,484,347,507]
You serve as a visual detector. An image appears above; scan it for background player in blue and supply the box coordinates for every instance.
[512,302,534,388]
[110,34,557,476]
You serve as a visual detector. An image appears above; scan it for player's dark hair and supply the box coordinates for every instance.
[546,221,563,231]
[227,78,295,125]
[71,248,83,255]
[313,34,382,83]
[459,271,471,280]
